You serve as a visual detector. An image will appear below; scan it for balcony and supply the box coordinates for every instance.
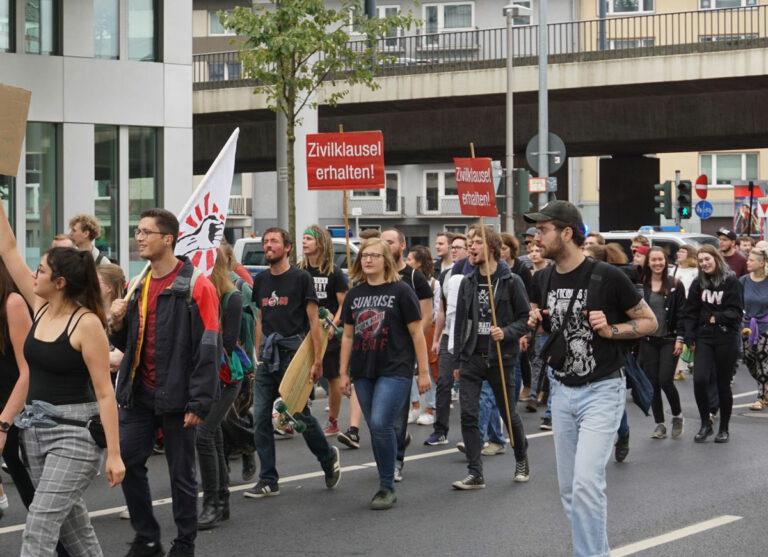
[417,196,467,217]
[348,196,405,217]
[228,196,252,217]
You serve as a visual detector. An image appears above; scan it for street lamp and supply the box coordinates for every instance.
[503,4,531,233]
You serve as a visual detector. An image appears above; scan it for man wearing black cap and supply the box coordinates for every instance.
[525,201,657,557]
[718,228,747,277]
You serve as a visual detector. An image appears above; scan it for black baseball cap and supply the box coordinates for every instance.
[717,228,737,241]
[524,200,584,231]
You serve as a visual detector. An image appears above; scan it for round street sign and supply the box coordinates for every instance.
[695,174,708,200]
[526,133,566,175]
[695,200,714,220]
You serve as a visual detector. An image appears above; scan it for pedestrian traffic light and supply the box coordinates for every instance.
[677,180,693,219]
[654,181,673,219]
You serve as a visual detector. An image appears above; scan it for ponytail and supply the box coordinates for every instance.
[76,251,107,327]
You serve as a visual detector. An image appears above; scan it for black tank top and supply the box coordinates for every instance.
[0,322,20,408]
[24,305,95,405]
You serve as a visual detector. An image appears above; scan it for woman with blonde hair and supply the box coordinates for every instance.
[673,244,699,295]
[196,247,244,529]
[299,225,348,435]
[339,238,429,510]
[96,264,126,378]
[740,246,768,411]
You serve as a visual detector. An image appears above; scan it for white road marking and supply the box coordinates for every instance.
[0,431,554,536]
[733,390,758,399]
[610,515,743,557]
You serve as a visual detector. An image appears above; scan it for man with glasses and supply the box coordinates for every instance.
[425,234,468,446]
[111,209,221,557]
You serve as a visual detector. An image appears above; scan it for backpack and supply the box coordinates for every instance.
[227,273,257,361]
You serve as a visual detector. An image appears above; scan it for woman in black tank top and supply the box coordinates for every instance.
[0,200,125,557]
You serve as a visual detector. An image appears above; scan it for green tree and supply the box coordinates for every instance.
[223,1,414,258]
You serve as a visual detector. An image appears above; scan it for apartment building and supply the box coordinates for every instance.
[0,0,192,276]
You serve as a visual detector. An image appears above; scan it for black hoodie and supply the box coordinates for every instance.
[682,274,743,345]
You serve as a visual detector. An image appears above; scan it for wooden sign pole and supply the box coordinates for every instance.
[339,124,352,272]
[470,142,515,447]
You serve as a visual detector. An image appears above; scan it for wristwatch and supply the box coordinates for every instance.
[0,420,10,433]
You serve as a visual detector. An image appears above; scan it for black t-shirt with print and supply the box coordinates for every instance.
[399,264,433,301]
[252,266,317,337]
[342,281,423,379]
[531,259,641,386]
[305,264,348,316]
[473,277,493,354]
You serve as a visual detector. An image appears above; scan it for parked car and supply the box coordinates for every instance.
[233,237,360,279]
[599,230,719,262]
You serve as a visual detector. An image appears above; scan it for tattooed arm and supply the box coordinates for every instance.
[589,300,658,340]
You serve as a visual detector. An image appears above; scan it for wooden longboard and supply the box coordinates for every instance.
[277,309,335,421]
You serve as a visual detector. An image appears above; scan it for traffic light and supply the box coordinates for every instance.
[514,168,532,214]
[654,181,673,219]
[677,180,692,219]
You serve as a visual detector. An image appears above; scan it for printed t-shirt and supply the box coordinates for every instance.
[252,266,317,337]
[305,264,348,316]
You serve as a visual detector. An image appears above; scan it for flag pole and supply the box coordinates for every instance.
[471,141,515,448]
[339,125,352,273]
[123,128,240,301]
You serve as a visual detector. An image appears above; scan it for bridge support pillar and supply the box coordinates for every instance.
[599,156,660,232]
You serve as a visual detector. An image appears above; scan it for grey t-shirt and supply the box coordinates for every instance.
[740,275,768,334]
[648,291,668,338]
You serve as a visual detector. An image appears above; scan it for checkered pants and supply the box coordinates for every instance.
[20,402,104,557]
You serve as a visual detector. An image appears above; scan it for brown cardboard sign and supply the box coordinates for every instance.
[0,84,32,177]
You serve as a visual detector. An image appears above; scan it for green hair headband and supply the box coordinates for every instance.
[303,228,320,239]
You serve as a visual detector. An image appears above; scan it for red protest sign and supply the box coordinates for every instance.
[454,157,497,217]
[306,131,384,191]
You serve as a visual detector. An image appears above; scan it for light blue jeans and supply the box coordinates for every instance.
[478,381,505,445]
[411,375,436,408]
[551,377,626,557]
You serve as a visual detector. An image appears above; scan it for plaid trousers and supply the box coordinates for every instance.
[21,402,103,557]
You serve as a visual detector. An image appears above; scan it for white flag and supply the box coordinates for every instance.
[175,128,240,276]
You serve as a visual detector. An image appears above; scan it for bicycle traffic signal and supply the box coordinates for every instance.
[654,181,673,219]
[677,180,692,219]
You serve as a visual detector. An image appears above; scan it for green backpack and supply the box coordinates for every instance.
[226,273,257,363]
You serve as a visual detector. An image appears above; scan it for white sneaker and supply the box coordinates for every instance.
[0,493,9,511]
[119,508,130,519]
[416,413,435,426]
[407,408,420,424]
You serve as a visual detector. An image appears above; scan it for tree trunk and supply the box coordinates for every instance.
[286,111,296,265]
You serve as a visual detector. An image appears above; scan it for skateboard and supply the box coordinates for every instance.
[274,308,337,433]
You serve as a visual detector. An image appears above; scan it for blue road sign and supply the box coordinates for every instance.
[695,200,714,220]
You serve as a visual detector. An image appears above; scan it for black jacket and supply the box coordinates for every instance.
[642,278,686,340]
[112,257,221,417]
[453,264,530,365]
[682,274,744,344]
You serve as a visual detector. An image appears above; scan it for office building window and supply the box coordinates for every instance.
[209,10,234,36]
[1,0,14,52]
[128,0,157,61]
[384,172,399,213]
[0,175,13,230]
[129,127,158,275]
[423,170,458,213]
[700,0,757,9]
[94,0,119,59]
[424,3,474,34]
[25,123,58,268]
[208,61,241,81]
[95,125,119,261]
[604,0,654,14]
[25,0,59,55]
[700,153,759,186]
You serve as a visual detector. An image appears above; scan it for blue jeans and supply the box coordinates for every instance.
[354,375,412,491]
[410,375,436,408]
[551,377,626,557]
[478,381,505,444]
[253,352,334,484]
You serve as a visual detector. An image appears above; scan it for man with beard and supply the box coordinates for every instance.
[451,225,530,489]
[526,202,657,557]
[381,229,433,482]
[244,228,341,499]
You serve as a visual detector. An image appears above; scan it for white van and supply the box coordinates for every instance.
[233,237,360,278]
[599,231,718,261]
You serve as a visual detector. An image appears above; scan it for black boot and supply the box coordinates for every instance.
[219,489,230,521]
[694,422,714,443]
[242,452,256,482]
[714,429,729,443]
[197,493,221,530]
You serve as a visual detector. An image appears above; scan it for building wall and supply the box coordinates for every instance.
[0,0,193,276]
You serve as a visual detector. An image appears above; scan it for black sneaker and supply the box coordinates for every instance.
[324,446,341,489]
[514,457,530,483]
[125,540,164,557]
[369,489,397,510]
[540,417,552,431]
[452,474,485,490]
[614,436,630,463]
[714,430,729,443]
[694,423,714,443]
[243,480,280,499]
[337,428,360,449]
[168,543,194,557]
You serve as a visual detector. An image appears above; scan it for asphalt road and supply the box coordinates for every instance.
[1,368,766,557]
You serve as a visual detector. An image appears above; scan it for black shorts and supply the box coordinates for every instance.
[323,338,341,380]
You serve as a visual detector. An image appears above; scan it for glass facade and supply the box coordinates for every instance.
[0,175,14,230]
[128,127,158,276]
[25,0,58,55]
[128,0,157,61]
[94,0,119,59]
[25,122,58,268]
[1,0,14,52]
[95,125,119,262]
